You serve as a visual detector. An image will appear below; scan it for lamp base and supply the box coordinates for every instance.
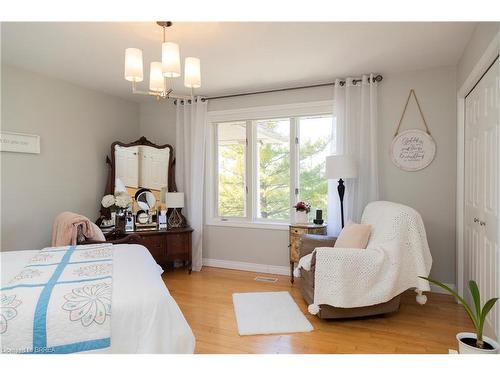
[168,208,187,229]
[338,178,345,229]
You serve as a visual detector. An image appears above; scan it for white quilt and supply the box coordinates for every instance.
[1,244,114,354]
[294,201,433,314]
[1,244,195,354]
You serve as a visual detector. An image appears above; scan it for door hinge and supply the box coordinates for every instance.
[295,188,299,195]
[295,137,299,145]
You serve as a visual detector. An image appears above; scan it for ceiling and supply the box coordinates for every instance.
[1,22,476,101]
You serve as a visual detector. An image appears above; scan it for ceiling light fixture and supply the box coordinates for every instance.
[124,21,201,100]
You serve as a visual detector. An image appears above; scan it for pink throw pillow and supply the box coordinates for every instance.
[334,220,371,249]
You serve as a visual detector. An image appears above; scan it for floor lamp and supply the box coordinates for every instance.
[326,155,358,228]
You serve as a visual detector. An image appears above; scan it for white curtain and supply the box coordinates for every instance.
[175,97,208,271]
[327,74,379,236]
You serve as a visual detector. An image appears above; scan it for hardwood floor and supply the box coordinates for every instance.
[163,266,472,354]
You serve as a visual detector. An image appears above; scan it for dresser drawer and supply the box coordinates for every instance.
[139,235,166,264]
[165,232,191,261]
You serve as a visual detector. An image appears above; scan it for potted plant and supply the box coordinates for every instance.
[293,201,311,224]
[420,276,499,354]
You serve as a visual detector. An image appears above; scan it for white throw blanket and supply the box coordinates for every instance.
[1,244,113,354]
[294,201,432,314]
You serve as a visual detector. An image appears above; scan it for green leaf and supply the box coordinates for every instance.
[419,276,479,330]
[479,298,499,332]
[468,280,482,318]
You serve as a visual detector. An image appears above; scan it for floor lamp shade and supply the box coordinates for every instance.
[326,155,358,179]
[326,155,358,229]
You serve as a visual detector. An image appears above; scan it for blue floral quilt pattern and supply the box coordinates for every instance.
[1,244,113,354]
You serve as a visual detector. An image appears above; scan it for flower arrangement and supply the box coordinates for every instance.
[101,192,132,211]
[294,201,311,213]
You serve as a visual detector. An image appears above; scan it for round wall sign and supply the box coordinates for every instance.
[391,129,436,171]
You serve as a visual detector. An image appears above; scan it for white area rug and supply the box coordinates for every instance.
[232,291,314,335]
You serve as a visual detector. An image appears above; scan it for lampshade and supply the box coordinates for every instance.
[184,57,201,88]
[162,42,181,78]
[326,155,358,179]
[149,62,164,92]
[166,192,184,208]
[124,48,144,82]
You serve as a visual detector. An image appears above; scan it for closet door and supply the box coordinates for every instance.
[464,58,499,340]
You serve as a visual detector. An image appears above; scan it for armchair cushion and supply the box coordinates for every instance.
[334,220,371,249]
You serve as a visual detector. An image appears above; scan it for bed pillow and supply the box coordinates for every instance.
[334,220,371,249]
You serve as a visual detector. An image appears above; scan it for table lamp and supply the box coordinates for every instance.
[326,155,358,228]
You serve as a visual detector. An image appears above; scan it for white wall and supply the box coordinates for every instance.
[457,22,499,89]
[143,67,458,283]
[1,65,140,251]
[139,100,176,146]
[378,66,457,283]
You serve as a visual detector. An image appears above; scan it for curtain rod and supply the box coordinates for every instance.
[203,74,383,101]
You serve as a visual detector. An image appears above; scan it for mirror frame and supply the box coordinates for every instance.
[100,136,176,218]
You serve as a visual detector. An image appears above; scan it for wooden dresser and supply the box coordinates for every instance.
[289,223,327,283]
[104,227,193,273]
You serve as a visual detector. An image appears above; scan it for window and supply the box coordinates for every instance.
[216,121,247,217]
[256,118,290,220]
[298,115,335,221]
[209,102,334,227]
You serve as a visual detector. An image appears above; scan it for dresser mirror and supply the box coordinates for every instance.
[100,136,176,219]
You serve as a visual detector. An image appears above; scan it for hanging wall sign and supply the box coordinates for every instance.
[391,89,436,171]
[0,131,40,154]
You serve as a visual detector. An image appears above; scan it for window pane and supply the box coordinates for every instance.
[217,121,246,217]
[256,118,290,220]
[298,115,334,220]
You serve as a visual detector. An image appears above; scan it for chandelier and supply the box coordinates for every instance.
[124,21,201,100]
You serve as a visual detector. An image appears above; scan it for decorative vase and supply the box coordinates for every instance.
[456,332,499,354]
[295,211,309,224]
[114,210,126,234]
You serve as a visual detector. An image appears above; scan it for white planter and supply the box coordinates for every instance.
[294,211,309,224]
[456,332,499,354]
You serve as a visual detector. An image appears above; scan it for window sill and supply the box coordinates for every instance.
[205,219,290,231]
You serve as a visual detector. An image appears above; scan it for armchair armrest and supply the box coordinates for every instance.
[299,234,336,258]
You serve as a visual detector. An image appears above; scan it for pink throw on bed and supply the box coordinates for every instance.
[51,211,105,246]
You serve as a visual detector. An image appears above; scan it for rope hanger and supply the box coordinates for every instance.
[394,89,431,138]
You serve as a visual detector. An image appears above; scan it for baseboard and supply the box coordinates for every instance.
[202,258,457,295]
[202,258,290,276]
[430,283,456,295]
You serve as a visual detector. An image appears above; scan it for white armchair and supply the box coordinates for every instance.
[295,201,433,317]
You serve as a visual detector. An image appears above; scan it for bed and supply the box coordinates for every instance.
[1,244,195,354]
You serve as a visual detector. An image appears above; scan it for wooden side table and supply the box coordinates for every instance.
[289,223,327,283]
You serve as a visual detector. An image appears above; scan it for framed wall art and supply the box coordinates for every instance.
[0,131,40,154]
[391,89,436,171]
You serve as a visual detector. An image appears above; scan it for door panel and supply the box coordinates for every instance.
[464,58,499,340]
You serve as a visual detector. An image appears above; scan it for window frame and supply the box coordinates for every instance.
[206,101,333,230]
